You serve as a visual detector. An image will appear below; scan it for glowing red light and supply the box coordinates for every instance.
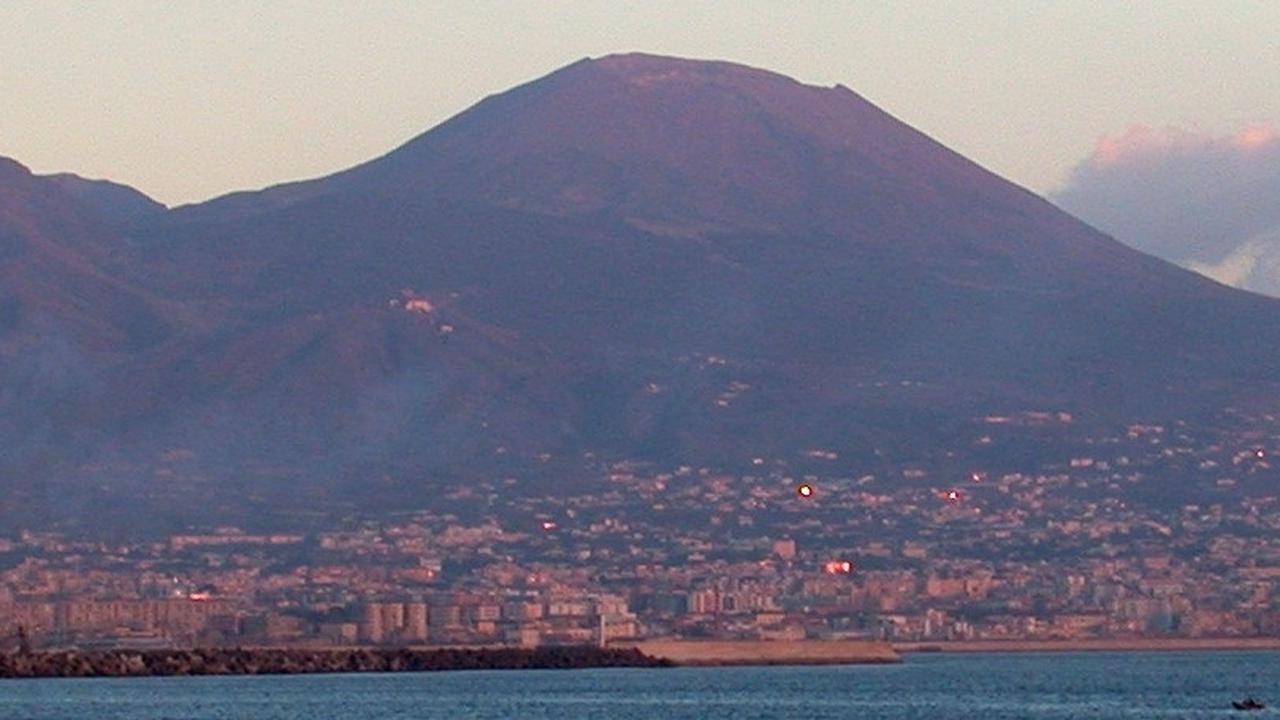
[541,521,557,531]
[824,560,854,574]
[943,489,962,504]
[1257,449,1267,459]
[797,484,814,498]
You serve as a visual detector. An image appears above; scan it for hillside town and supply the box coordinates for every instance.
[3,411,1279,650]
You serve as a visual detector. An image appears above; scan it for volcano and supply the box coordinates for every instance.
[6,54,1280,532]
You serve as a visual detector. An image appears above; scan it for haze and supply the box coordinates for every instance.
[3,1,1278,207]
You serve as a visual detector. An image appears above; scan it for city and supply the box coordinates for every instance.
[5,409,1278,651]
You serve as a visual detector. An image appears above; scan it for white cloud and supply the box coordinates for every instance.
[1052,124,1280,296]
[1186,237,1261,288]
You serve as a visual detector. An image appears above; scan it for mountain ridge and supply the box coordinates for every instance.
[44,172,166,226]
[4,54,1280,533]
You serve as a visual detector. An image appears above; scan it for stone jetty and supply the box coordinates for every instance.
[0,646,670,679]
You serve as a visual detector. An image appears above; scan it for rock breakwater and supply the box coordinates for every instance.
[0,646,670,679]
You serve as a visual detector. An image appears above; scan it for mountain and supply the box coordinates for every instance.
[0,157,174,356]
[8,54,1280,533]
[43,172,166,227]
[0,157,180,519]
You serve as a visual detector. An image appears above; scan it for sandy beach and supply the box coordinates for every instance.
[628,640,901,666]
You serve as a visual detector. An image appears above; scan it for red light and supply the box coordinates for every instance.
[797,484,814,498]
[1257,449,1266,459]
[541,521,557,531]
[943,489,962,504]
[824,560,854,574]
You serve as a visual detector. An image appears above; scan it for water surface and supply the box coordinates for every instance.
[4,651,1275,719]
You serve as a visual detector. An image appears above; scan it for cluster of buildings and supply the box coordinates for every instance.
[2,412,1279,649]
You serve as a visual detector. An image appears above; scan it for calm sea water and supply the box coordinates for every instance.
[2,651,1277,719]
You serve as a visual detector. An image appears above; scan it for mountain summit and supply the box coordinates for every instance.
[9,55,1280,532]
[181,54,1062,239]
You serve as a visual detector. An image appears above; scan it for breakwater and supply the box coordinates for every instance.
[0,646,670,679]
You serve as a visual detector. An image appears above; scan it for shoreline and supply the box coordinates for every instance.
[628,639,901,666]
[893,638,1280,654]
[7,638,1273,678]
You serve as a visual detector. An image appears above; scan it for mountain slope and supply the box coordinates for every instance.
[11,54,1280,531]
[44,172,166,227]
[0,157,173,357]
[138,53,1280,391]
[0,157,182,519]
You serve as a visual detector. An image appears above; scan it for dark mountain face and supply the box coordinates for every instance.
[43,173,166,227]
[7,54,1280,533]
[0,158,173,357]
[0,158,178,519]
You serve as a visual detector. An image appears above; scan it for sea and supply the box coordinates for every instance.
[3,651,1276,719]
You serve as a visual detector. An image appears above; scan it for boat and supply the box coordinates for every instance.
[1232,698,1266,711]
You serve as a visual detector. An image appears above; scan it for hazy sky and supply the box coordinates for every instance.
[3,1,1278,207]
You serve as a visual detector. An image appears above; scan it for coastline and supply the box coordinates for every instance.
[8,637,1271,678]
[628,639,901,666]
[893,638,1280,654]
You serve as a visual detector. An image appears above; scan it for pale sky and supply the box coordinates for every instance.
[2,1,1278,207]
